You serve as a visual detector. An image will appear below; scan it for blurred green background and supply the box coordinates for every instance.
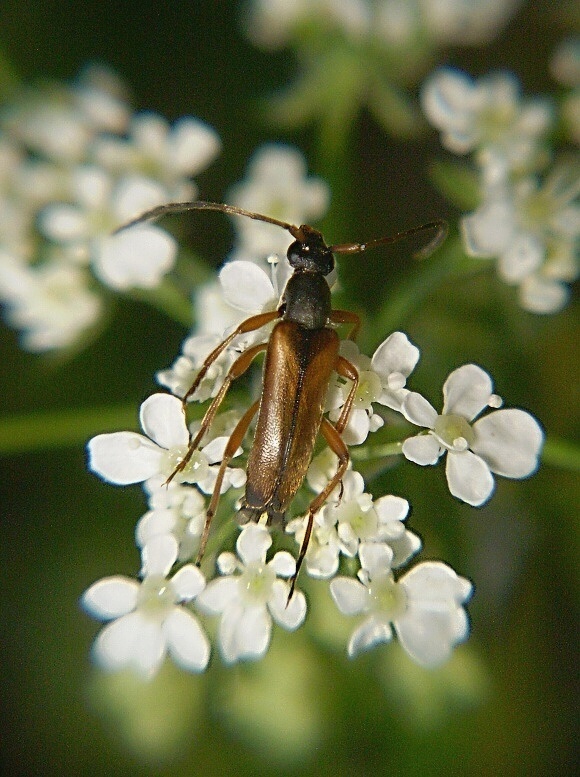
[0,2,577,776]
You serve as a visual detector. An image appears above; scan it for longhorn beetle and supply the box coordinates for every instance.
[119,202,447,597]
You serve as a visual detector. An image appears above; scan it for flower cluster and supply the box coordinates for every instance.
[243,0,523,137]
[83,243,543,677]
[0,65,220,350]
[422,66,579,314]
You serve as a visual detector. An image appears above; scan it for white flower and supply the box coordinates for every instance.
[196,524,307,663]
[330,543,472,667]
[227,144,329,263]
[421,68,553,181]
[0,251,101,352]
[401,364,544,506]
[39,167,177,290]
[82,534,209,677]
[93,112,220,197]
[288,469,420,577]
[88,392,245,493]
[136,487,206,563]
[327,331,420,444]
[461,165,579,314]
[156,332,238,403]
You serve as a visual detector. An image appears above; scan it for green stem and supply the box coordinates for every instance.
[0,404,138,455]
[541,436,580,472]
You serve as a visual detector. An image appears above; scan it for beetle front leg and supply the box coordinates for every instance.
[182,309,279,405]
[167,342,267,484]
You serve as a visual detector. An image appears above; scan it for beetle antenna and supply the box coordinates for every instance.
[113,199,306,240]
[330,219,448,259]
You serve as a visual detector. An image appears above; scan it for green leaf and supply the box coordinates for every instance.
[428,159,481,211]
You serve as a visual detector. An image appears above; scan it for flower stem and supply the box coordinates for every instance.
[0,404,138,454]
[541,435,580,472]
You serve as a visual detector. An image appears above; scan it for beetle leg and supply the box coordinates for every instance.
[168,342,267,483]
[182,310,279,405]
[288,417,351,601]
[330,309,361,341]
[196,400,259,564]
[334,356,359,434]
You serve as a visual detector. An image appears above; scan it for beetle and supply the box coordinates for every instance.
[118,201,446,595]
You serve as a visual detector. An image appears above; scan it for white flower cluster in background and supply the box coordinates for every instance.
[0,65,220,350]
[244,0,522,51]
[84,246,543,677]
[422,66,579,314]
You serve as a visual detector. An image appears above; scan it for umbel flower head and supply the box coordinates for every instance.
[401,364,543,506]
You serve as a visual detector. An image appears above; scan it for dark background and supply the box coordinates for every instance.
[0,2,577,776]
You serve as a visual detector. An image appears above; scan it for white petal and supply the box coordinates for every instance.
[330,577,368,615]
[472,408,543,478]
[402,434,442,465]
[219,260,274,312]
[88,432,162,485]
[401,392,438,428]
[394,608,464,667]
[141,534,178,577]
[196,576,239,614]
[519,275,569,314]
[348,616,393,657]
[219,603,271,663]
[400,561,473,604]
[498,232,543,282]
[268,580,306,629]
[236,523,272,565]
[139,393,189,449]
[82,576,139,619]
[113,176,168,222]
[442,364,492,419]
[269,551,296,578]
[92,612,140,670]
[388,530,422,568]
[371,331,419,380]
[163,607,210,672]
[169,118,221,175]
[93,612,166,677]
[340,407,371,445]
[171,564,206,600]
[374,494,409,525]
[96,225,176,290]
[446,450,494,506]
[358,542,394,576]
[135,509,177,546]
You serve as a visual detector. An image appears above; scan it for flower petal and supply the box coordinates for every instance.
[402,434,442,465]
[88,431,162,485]
[163,607,210,672]
[371,331,420,380]
[196,576,239,614]
[171,564,206,600]
[442,364,492,420]
[82,576,139,620]
[472,408,543,478]
[269,551,296,578]
[219,260,274,312]
[141,534,178,577]
[445,450,494,506]
[401,392,438,428]
[236,523,272,565]
[330,577,368,615]
[96,225,176,290]
[219,603,271,663]
[268,580,306,629]
[348,616,393,657]
[139,393,189,450]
